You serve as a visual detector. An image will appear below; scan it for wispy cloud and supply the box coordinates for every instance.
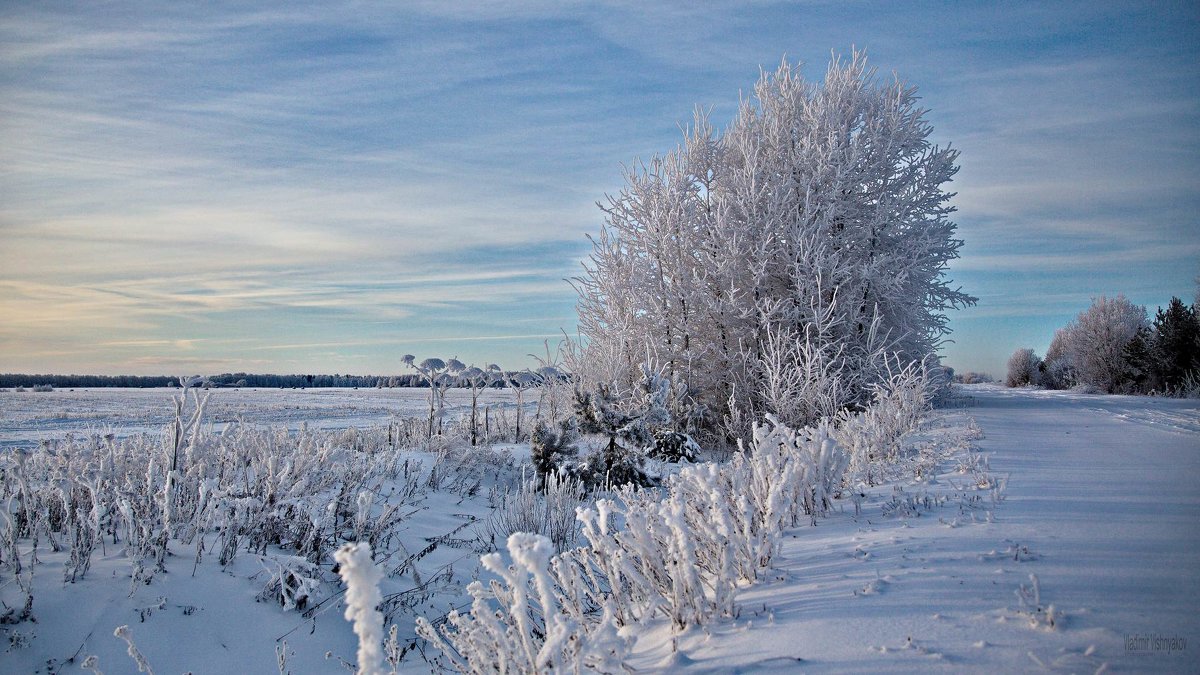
[1,1,1197,376]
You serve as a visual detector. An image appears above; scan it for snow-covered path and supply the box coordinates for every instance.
[633,386,1200,673]
[968,386,1200,665]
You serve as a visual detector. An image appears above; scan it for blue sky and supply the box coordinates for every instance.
[1,1,1197,377]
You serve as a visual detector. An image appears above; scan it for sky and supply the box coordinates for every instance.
[1,1,1197,378]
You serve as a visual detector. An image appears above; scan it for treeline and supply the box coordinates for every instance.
[0,373,508,389]
[2,374,176,388]
[1007,294,1199,397]
[953,371,995,384]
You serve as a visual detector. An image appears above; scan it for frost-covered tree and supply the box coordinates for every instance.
[458,365,491,446]
[574,51,974,442]
[1005,348,1042,387]
[1041,327,1075,390]
[1056,295,1147,393]
[403,355,458,439]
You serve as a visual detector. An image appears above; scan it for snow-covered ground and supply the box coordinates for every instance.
[628,385,1200,673]
[0,387,521,450]
[1,385,1196,673]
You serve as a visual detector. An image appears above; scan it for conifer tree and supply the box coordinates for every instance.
[1150,297,1200,391]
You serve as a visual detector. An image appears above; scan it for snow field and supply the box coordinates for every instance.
[1,384,1195,672]
[0,387,531,673]
[0,387,523,450]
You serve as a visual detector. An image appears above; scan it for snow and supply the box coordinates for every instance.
[1,384,1197,672]
[627,384,1200,672]
[0,387,522,450]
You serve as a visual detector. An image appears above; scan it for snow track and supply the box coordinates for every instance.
[631,385,1200,672]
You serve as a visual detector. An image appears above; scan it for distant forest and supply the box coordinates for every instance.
[0,373,504,389]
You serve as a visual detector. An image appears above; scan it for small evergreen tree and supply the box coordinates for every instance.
[529,419,578,482]
[572,385,652,488]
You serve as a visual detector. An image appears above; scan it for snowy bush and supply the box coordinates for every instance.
[416,533,631,674]
[1049,295,1147,393]
[835,358,934,485]
[419,408,864,670]
[0,386,468,651]
[1005,348,1043,388]
[1176,369,1200,399]
[483,473,586,552]
[257,555,322,611]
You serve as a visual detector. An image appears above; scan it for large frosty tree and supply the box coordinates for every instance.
[1044,295,1147,394]
[575,52,974,440]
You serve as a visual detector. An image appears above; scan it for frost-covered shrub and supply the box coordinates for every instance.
[752,318,866,431]
[30,384,53,392]
[835,359,934,485]
[421,413,854,670]
[1015,573,1060,630]
[0,387,446,628]
[416,533,631,674]
[483,474,586,552]
[1005,348,1043,388]
[741,416,848,524]
[335,542,386,675]
[1175,369,1200,399]
[418,357,938,670]
[258,556,322,611]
